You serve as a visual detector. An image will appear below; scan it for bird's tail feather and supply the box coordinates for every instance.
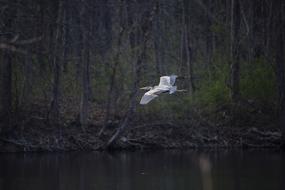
[169,86,177,94]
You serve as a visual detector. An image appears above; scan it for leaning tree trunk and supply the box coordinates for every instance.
[105,42,146,148]
[105,3,155,148]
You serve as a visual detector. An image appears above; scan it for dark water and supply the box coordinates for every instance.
[0,150,284,190]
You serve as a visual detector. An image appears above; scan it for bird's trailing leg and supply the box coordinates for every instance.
[176,76,189,80]
[177,89,187,92]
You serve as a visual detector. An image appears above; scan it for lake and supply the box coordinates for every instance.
[0,150,284,190]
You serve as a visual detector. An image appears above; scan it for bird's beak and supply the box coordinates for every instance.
[140,87,151,90]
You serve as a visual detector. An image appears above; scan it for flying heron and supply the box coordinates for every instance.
[140,75,186,105]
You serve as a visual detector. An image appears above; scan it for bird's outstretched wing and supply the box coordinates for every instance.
[159,75,177,86]
[140,87,166,104]
[159,76,171,86]
[140,94,158,105]
[169,75,177,85]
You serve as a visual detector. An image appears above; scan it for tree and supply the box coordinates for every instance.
[99,0,126,136]
[274,0,285,144]
[205,0,214,80]
[0,49,12,134]
[106,1,155,147]
[181,0,195,94]
[230,0,241,103]
[48,0,63,125]
[153,0,165,76]
[79,0,91,129]
[0,0,16,135]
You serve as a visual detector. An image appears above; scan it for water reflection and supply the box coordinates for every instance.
[0,150,284,190]
[199,155,212,190]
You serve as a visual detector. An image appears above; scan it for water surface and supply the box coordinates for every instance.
[0,150,284,190]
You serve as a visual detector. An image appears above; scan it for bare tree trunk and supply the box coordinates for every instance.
[246,1,254,63]
[153,1,163,76]
[79,45,89,129]
[38,0,46,74]
[19,54,33,107]
[206,0,213,80]
[62,0,70,73]
[274,0,285,144]
[0,0,16,134]
[230,0,241,103]
[79,0,91,129]
[49,0,63,125]
[99,1,126,136]
[181,0,195,94]
[0,50,12,134]
[265,0,273,59]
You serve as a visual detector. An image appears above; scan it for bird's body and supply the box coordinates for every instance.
[140,75,184,105]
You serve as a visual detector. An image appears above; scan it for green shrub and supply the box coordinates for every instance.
[240,57,277,105]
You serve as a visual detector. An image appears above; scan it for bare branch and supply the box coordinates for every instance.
[0,43,29,54]
[13,36,43,45]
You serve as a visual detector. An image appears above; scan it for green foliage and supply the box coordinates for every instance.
[192,55,230,111]
[211,23,226,35]
[240,58,277,104]
[136,92,191,121]
[137,54,277,126]
[194,79,230,109]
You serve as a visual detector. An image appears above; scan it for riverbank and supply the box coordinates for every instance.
[0,120,282,152]
[0,101,282,152]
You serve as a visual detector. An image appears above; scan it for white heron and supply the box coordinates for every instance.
[140,75,186,105]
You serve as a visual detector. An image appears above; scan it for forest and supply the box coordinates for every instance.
[0,0,284,151]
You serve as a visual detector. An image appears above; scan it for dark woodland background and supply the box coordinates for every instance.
[0,0,285,150]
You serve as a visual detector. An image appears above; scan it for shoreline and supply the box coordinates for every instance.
[0,123,282,152]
